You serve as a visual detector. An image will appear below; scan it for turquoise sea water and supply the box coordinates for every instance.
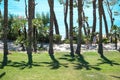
[0,0,120,39]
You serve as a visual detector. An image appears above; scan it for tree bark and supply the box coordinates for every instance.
[48,0,60,35]
[106,0,114,28]
[64,0,69,39]
[53,11,60,35]
[91,0,97,42]
[83,11,87,36]
[48,0,55,61]
[2,0,8,67]
[92,0,96,34]
[98,0,103,57]
[25,0,28,19]
[69,0,74,57]
[76,0,82,55]
[32,0,37,52]
[115,30,117,49]
[27,0,34,66]
[101,4,109,38]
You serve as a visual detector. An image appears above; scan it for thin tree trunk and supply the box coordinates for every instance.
[106,0,114,28]
[98,0,103,57]
[21,24,27,51]
[64,0,69,39]
[76,0,82,55]
[105,0,114,42]
[115,30,117,49]
[24,24,27,39]
[25,0,28,19]
[102,4,109,38]
[2,0,8,67]
[0,10,1,18]
[83,11,87,36]
[91,0,97,42]
[53,11,60,35]
[85,20,90,35]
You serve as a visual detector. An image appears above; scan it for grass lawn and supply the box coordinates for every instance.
[0,51,120,80]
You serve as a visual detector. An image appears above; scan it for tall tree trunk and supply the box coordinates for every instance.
[106,0,114,28]
[83,11,87,36]
[98,0,103,57]
[2,0,8,67]
[76,0,82,55]
[53,11,60,35]
[115,30,117,49]
[105,0,114,42]
[27,0,34,66]
[64,0,69,39]
[85,20,90,35]
[24,0,27,40]
[25,0,28,19]
[21,0,27,51]
[24,24,27,39]
[32,0,37,52]
[69,0,74,57]
[33,26,37,52]
[0,10,2,18]
[48,0,56,61]
[48,0,60,35]
[21,24,27,51]
[92,0,97,41]
[102,4,109,38]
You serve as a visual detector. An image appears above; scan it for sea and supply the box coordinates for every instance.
[0,0,120,39]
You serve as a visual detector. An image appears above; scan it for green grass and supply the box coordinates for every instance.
[0,51,120,80]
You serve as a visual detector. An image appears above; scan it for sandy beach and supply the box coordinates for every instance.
[0,41,120,52]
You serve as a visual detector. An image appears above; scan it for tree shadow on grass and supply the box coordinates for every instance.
[0,72,6,79]
[74,54,101,70]
[110,75,120,79]
[0,60,42,70]
[0,60,68,70]
[0,60,12,69]
[48,54,70,69]
[97,55,120,66]
[59,54,76,62]
[59,54,101,70]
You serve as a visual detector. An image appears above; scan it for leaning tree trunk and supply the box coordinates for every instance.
[106,0,114,42]
[69,0,74,57]
[2,0,9,67]
[76,0,83,55]
[98,0,103,57]
[64,0,69,39]
[83,11,87,36]
[102,4,109,38]
[53,11,60,35]
[27,0,34,66]
[48,0,60,35]
[106,0,114,28]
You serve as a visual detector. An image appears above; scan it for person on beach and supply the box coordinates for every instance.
[93,35,97,46]
[85,36,90,49]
